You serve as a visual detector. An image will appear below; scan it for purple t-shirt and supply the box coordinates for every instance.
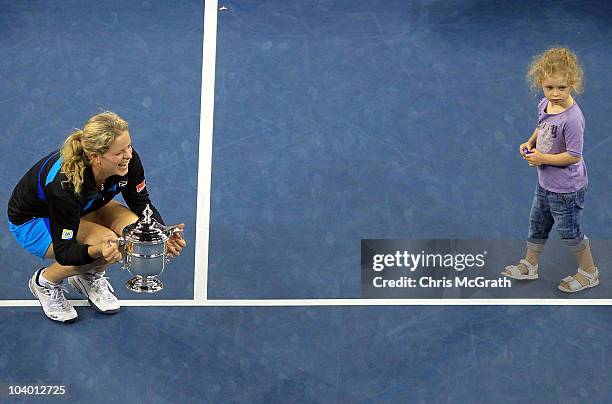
[535,97,588,193]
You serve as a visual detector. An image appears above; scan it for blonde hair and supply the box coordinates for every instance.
[60,111,129,194]
[527,47,584,94]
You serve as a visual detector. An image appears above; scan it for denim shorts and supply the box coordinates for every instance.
[527,183,586,252]
[8,218,52,262]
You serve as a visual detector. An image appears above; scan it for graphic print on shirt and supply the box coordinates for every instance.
[536,122,558,154]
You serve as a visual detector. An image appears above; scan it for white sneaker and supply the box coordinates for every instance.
[29,268,78,323]
[68,272,120,314]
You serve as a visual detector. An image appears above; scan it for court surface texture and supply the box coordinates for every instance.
[1,1,612,402]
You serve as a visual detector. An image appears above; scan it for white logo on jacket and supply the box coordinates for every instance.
[61,229,74,240]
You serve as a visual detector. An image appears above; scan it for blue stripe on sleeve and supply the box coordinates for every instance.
[45,158,63,186]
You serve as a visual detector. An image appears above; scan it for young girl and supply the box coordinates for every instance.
[502,47,599,293]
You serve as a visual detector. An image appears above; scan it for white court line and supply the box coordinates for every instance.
[1,300,201,307]
[2,299,612,307]
[194,0,219,303]
[199,299,612,306]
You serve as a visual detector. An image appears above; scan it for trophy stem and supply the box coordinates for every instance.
[126,275,164,293]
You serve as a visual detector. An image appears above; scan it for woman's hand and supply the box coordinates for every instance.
[166,223,187,258]
[101,235,123,264]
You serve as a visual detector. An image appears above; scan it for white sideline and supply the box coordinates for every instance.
[1,299,611,307]
[194,0,219,303]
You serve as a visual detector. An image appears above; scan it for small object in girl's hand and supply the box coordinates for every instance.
[522,147,535,166]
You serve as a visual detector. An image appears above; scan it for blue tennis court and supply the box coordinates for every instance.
[1,0,611,402]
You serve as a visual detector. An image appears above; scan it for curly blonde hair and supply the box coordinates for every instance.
[527,47,583,94]
[60,111,129,194]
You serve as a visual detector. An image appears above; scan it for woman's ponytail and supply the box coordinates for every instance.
[60,129,88,194]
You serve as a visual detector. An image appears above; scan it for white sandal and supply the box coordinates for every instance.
[502,259,539,280]
[558,268,599,293]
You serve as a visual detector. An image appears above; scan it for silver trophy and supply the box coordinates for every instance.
[115,205,184,293]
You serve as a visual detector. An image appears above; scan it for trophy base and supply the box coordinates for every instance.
[126,276,164,293]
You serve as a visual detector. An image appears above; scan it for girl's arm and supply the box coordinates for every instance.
[525,150,581,167]
[540,152,582,166]
[526,128,538,148]
[520,128,538,157]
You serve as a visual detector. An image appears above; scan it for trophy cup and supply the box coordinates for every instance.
[114,204,184,293]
